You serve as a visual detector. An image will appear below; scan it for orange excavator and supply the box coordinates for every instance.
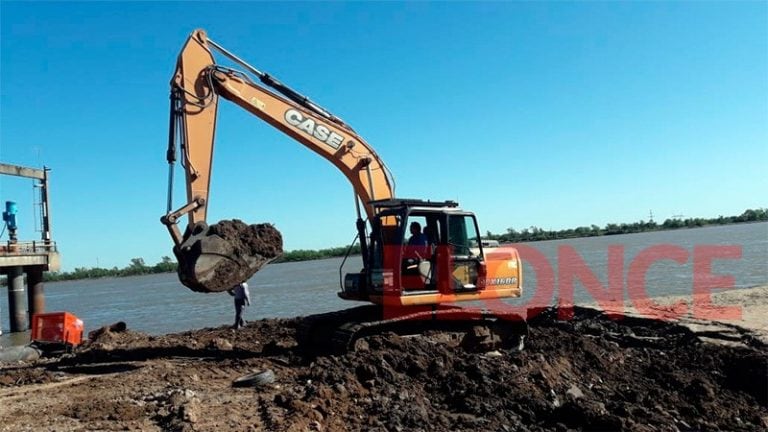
[161,29,526,350]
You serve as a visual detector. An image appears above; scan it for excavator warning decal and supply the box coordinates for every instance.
[250,97,266,111]
[284,109,344,149]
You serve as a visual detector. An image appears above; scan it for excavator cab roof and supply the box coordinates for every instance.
[371,199,471,224]
[370,198,459,210]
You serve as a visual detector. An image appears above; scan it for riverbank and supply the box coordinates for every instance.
[486,212,767,243]
[0,286,765,431]
[604,284,768,346]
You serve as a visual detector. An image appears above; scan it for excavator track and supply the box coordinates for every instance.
[297,305,528,356]
[296,306,377,355]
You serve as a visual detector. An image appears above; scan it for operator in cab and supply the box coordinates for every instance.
[406,221,430,260]
[408,222,428,247]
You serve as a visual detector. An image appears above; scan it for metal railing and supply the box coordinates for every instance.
[0,240,58,255]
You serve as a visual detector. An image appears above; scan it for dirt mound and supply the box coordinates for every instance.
[87,321,128,342]
[175,220,283,292]
[0,307,765,431]
[292,309,767,431]
[0,366,55,387]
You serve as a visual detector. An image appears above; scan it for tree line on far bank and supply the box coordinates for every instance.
[276,244,362,263]
[485,208,767,243]
[34,207,766,282]
[39,246,363,282]
[42,257,177,282]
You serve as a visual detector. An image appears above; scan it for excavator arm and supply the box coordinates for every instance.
[162,29,395,292]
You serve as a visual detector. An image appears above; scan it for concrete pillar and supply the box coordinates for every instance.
[26,267,45,321]
[7,266,27,332]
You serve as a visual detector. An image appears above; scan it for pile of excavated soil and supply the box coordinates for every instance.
[0,307,765,432]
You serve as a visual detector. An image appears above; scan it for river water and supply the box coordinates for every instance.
[1,222,766,346]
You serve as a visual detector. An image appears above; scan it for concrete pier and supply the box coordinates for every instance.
[26,267,45,320]
[6,266,27,332]
[1,253,58,332]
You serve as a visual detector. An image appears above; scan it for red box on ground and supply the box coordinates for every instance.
[31,312,84,346]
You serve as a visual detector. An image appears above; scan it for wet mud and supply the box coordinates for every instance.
[1,306,765,431]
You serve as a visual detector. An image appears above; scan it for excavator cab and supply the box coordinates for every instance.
[340,199,520,308]
[327,198,527,353]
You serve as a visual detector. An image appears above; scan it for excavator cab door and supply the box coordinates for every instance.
[355,199,489,300]
[398,210,485,293]
[400,213,441,291]
[445,214,484,292]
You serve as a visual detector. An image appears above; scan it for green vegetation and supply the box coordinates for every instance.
[485,208,768,243]
[43,256,177,282]
[275,244,361,263]
[38,208,765,282]
[39,247,367,282]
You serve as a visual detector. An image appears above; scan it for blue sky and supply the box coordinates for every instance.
[1,2,766,271]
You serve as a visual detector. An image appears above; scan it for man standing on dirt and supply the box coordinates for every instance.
[228,282,251,329]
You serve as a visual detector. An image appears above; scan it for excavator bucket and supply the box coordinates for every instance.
[174,220,283,293]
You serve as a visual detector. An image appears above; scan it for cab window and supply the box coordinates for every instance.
[448,215,481,257]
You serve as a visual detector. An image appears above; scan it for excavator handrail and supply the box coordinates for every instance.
[338,230,361,292]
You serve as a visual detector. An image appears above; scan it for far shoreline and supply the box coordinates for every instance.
[13,219,765,284]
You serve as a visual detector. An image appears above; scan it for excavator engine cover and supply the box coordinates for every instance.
[174,219,283,293]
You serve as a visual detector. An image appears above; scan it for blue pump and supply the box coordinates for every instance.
[2,201,18,230]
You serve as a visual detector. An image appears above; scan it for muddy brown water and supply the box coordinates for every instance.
[1,222,766,344]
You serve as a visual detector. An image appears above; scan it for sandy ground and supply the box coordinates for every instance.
[600,285,768,346]
[0,286,765,432]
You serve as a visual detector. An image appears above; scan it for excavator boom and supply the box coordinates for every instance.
[167,29,394,226]
[163,29,394,292]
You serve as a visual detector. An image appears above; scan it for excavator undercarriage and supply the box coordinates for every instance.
[297,305,528,356]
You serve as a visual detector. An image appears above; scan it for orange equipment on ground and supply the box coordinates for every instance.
[31,312,84,347]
